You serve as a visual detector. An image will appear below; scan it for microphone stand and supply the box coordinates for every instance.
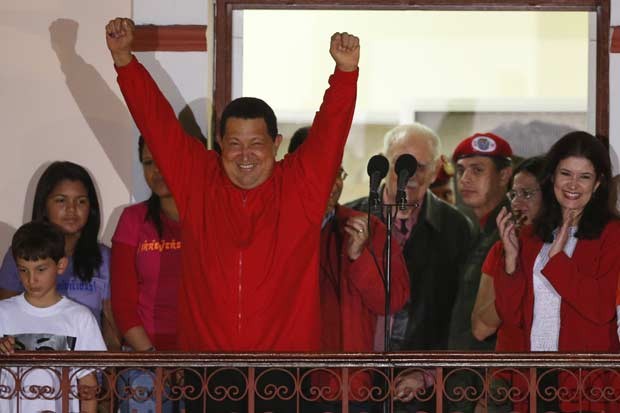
[375,200,417,413]
[378,201,418,352]
[383,204,393,353]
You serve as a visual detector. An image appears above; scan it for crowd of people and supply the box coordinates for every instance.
[0,15,620,413]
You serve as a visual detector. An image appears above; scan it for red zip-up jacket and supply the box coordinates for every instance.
[116,57,357,351]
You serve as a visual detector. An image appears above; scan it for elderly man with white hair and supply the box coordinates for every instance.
[348,123,474,352]
[348,124,474,410]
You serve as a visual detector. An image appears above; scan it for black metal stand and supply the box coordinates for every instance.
[378,202,417,353]
[377,202,417,413]
[383,206,393,353]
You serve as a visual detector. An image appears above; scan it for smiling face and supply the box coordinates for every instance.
[553,156,600,218]
[17,256,67,307]
[45,180,90,237]
[218,117,282,190]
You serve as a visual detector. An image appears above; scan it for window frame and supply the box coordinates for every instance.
[214,0,610,142]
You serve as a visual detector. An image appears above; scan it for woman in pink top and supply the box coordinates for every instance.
[111,136,183,412]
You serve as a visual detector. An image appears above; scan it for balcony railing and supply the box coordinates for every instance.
[2,352,620,412]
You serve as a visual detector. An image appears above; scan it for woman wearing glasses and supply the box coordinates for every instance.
[494,131,620,412]
[471,156,545,346]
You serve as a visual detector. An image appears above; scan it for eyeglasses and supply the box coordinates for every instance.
[338,168,348,181]
[506,188,540,202]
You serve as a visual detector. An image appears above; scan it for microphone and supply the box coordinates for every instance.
[395,154,418,210]
[366,154,389,212]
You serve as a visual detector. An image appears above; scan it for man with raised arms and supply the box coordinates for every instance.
[106,18,360,352]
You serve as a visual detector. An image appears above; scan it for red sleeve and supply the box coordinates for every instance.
[482,241,503,278]
[111,241,142,335]
[115,57,217,220]
[493,252,528,329]
[284,69,358,223]
[347,215,409,315]
[616,271,620,306]
[542,221,620,325]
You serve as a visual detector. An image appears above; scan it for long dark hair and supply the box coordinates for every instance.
[535,131,613,242]
[138,136,164,237]
[31,161,102,282]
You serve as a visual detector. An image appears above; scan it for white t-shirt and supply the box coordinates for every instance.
[530,227,578,351]
[0,294,106,413]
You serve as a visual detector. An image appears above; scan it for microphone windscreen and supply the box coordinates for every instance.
[367,154,389,179]
[395,154,418,177]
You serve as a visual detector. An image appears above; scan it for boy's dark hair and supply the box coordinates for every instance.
[219,97,278,140]
[287,126,311,154]
[535,131,614,241]
[12,221,65,263]
[32,161,102,282]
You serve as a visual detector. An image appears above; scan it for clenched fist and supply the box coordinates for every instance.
[105,17,135,67]
[329,32,360,72]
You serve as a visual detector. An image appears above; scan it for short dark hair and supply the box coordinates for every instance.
[490,156,512,172]
[12,221,65,263]
[535,131,614,241]
[219,97,278,140]
[287,126,311,154]
[32,161,102,282]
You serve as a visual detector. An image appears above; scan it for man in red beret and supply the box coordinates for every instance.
[447,132,513,413]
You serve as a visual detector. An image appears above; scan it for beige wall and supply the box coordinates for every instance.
[0,1,133,252]
[0,1,210,253]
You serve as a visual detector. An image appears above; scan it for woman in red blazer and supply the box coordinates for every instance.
[494,131,620,413]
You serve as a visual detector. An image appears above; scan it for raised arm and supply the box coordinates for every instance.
[105,18,211,218]
[289,33,359,221]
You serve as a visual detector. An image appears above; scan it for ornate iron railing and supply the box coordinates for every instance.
[2,352,620,412]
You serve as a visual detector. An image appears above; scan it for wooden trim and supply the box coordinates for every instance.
[7,351,620,368]
[134,25,207,52]
[611,26,620,53]
[214,1,233,136]
[215,0,609,140]
[596,2,610,141]
[223,0,601,10]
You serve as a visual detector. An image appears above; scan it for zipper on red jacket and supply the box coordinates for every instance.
[238,250,243,334]
[237,192,247,334]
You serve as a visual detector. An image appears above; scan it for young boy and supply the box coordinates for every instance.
[0,221,106,413]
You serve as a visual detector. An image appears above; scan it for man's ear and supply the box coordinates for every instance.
[56,257,69,275]
[273,134,283,155]
[216,135,223,147]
